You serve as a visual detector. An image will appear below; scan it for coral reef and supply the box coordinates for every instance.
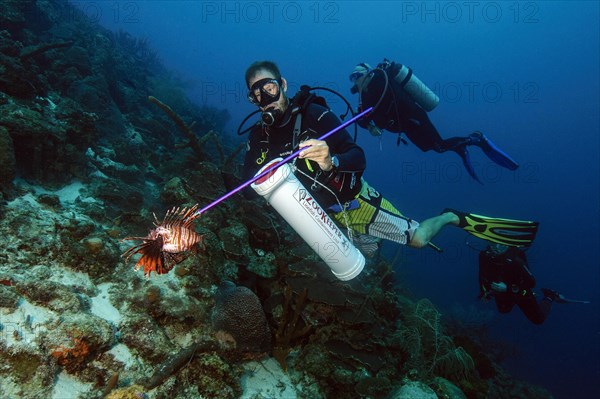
[0,1,556,398]
[141,339,218,389]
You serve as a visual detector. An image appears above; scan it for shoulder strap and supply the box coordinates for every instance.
[292,112,302,150]
[291,86,318,149]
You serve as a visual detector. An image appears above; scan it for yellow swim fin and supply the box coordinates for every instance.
[444,208,539,247]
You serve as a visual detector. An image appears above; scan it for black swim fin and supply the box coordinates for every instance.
[470,131,519,170]
[444,208,539,247]
[541,288,591,304]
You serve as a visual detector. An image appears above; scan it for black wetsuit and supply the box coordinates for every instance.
[479,247,551,325]
[243,102,366,208]
[357,62,468,153]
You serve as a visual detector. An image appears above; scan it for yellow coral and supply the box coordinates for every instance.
[106,384,146,399]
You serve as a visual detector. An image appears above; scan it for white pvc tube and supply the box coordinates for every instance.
[251,158,365,281]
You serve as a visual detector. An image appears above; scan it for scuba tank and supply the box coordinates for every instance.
[251,158,365,281]
[393,63,440,112]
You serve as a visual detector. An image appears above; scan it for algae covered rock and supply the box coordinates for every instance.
[47,312,115,374]
[355,376,392,398]
[0,344,56,398]
[160,176,193,205]
[0,284,20,310]
[431,376,467,399]
[390,380,438,399]
[17,280,84,313]
[247,251,278,278]
[178,352,241,399]
[0,126,16,188]
[218,221,251,261]
[119,314,176,363]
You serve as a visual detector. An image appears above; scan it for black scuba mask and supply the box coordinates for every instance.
[248,78,282,107]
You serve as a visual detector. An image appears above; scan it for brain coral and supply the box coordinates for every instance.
[211,281,271,353]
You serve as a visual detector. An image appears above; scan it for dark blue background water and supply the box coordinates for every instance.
[76,1,599,397]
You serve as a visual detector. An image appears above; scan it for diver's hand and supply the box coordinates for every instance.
[298,139,334,171]
[367,121,382,137]
[490,282,507,292]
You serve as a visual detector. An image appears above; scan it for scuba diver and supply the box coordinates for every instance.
[349,60,519,184]
[478,244,589,325]
[240,60,540,259]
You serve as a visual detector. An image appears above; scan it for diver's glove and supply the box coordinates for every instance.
[367,121,383,137]
[490,282,508,292]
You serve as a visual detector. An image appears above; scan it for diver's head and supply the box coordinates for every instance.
[349,62,372,94]
[246,61,289,126]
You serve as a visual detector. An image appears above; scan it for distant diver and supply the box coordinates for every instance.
[478,244,589,324]
[349,59,519,184]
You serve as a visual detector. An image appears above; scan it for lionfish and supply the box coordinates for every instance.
[122,205,203,277]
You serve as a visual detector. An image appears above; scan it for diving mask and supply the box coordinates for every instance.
[349,71,364,84]
[349,62,371,94]
[248,78,282,107]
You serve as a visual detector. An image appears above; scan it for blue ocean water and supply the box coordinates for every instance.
[80,1,599,397]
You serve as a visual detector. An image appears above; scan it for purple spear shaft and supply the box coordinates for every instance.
[192,107,373,218]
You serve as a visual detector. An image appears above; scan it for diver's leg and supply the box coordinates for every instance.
[332,180,421,247]
[408,211,459,248]
[399,105,486,182]
[402,108,444,152]
[518,292,551,325]
[495,298,514,314]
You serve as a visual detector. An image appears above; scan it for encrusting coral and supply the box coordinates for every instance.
[105,384,147,399]
[51,337,91,373]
